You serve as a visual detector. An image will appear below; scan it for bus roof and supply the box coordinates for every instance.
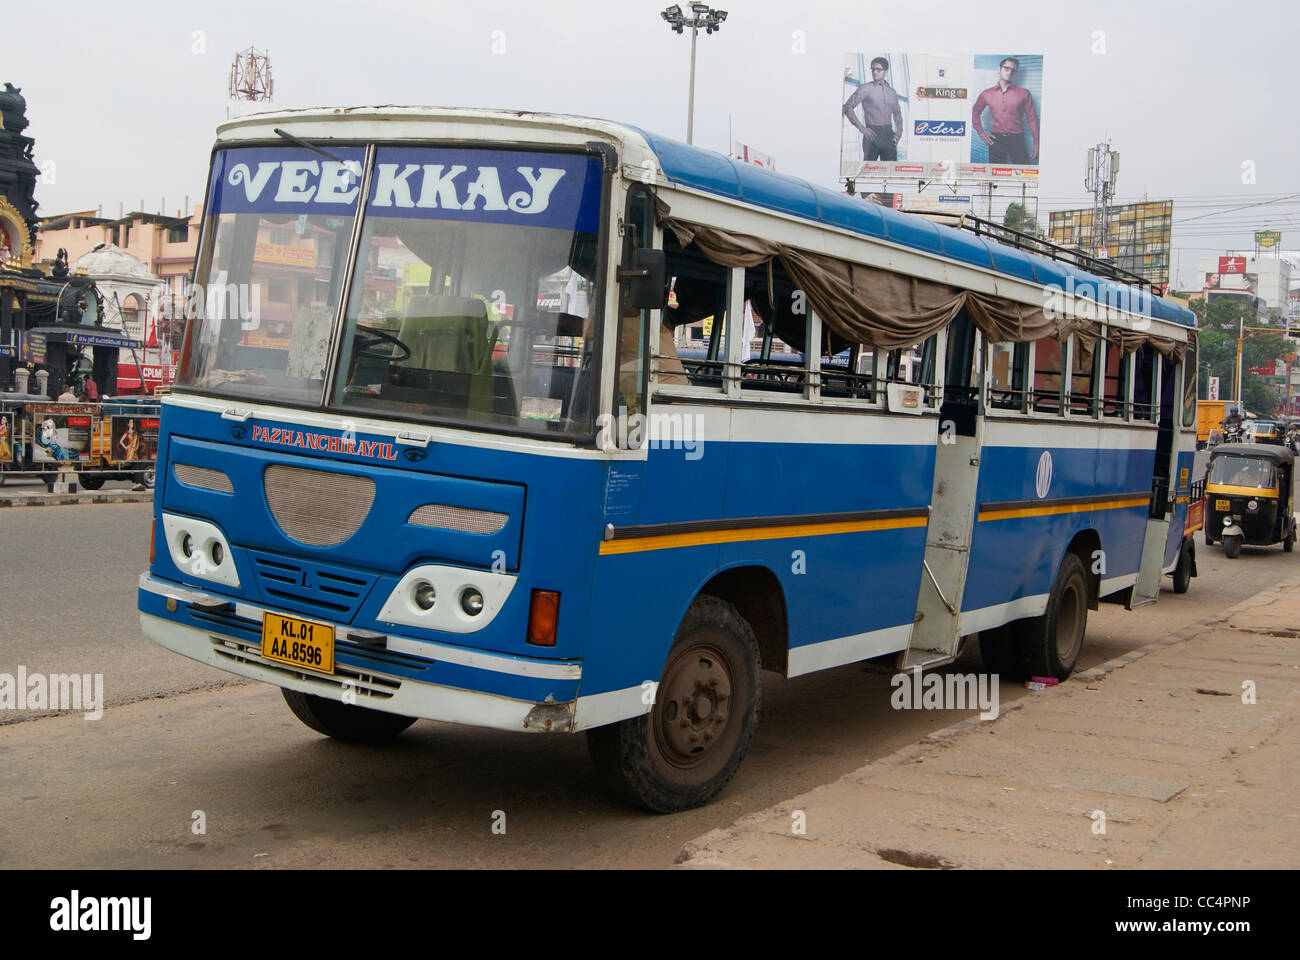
[626,125,1195,329]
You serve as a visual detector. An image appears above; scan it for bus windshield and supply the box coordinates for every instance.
[179,145,367,406]
[180,143,605,438]
[331,146,604,437]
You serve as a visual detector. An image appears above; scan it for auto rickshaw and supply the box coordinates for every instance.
[1203,443,1296,558]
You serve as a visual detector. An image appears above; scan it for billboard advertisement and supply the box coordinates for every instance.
[1219,256,1247,274]
[109,416,160,463]
[1047,201,1174,286]
[0,411,13,464]
[27,403,94,464]
[841,53,1043,182]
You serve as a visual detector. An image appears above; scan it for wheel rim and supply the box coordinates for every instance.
[652,641,737,772]
[1055,579,1085,665]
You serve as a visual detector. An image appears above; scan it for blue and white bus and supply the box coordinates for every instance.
[139,107,1198,812]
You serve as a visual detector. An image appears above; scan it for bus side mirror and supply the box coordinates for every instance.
[618,248,666,310]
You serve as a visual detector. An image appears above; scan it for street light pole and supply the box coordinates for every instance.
[661,4,728,146]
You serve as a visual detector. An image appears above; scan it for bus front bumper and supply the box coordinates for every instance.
[138,572,581,733]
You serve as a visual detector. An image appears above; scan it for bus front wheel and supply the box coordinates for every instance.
[1012,553,1088,682]
[281,689,416,744]
[587,595,761,813]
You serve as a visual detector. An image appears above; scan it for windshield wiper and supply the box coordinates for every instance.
[273,127,344,163]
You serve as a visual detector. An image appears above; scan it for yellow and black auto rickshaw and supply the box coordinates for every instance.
[1203,443,1296,558]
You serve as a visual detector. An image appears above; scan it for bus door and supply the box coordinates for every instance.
[1130,347,1180,608]
[901,314,982,670]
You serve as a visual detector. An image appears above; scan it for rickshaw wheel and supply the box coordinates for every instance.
[1284,521,1295,553]
[1223,535,1242,559]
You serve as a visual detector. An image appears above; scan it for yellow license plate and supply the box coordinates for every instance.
[261,612,334,674]
[1216,499,1231,510]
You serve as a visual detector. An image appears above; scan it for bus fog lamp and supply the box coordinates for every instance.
[181,534,194,558]
[211,541,224,566]
[413,581,437,610]
[460,588,485,616]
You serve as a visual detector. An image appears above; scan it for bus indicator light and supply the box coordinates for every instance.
[527,590,560,646]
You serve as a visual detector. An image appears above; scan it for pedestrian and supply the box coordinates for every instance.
[843,57,904,162]
[83,376,99,402]
[971,57,1039,164]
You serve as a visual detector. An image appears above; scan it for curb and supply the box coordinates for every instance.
[0,492,154,508]
[674,577,1300,868]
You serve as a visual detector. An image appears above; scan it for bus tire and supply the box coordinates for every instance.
[1013,553,1088,682]
[1223,535,1242,559]
[587,595,761,813]
[78,475,105,490]
[1172,540,1193,594]
[281,688,416,744]
[978,625,1026,681]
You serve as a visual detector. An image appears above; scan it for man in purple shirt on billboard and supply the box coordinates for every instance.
[843,57,904,162]
[972,57,1039,165]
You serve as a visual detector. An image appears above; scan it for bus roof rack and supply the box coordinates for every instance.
[958,213,1151,292]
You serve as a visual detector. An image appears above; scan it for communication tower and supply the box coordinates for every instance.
[228,47,274,102]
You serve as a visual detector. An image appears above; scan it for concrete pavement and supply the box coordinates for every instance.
[677,579,1300,869]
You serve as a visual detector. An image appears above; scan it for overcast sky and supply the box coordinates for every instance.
[7,0,1298,287]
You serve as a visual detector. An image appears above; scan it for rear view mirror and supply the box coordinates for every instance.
[619,248,666,310]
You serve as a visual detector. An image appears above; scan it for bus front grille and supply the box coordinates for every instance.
[209,634,401,701]
[264,464,376,547]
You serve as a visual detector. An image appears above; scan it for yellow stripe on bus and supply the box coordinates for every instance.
[978,495,1150,523]
[598,515,929,556]
[1205,483,1278,498]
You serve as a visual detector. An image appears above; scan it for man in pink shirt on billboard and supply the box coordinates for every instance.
[971,57,1039,165]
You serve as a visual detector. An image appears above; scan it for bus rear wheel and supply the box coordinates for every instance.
[587,595,760,813]
[1172,539,1194,594]
[1011,553,1088,682]
[281,689,416,744]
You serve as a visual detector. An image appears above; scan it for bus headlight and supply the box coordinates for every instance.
[378,565,517,634]
[460,588,485,616]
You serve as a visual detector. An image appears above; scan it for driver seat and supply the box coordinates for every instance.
[398,295,491,373]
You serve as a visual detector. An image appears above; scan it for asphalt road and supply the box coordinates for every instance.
[1,481,1296,869]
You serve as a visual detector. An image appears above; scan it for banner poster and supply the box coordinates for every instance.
[27,403,95,463]
[842,52,1043,181]
[0,411,13,464]
[109,416,160,463]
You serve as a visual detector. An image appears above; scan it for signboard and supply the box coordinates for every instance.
[1256,231,1282,248]
[841,53,1043,183]
[1219,256,1246,274]
[27,403,95,463]
[862,192,903,209]
[0,411,13,463]
[22,331,46,364]
[109,416,160,463]
[731,142,775,170]
[1209,376,1220,401]
[1048,200,1174,286]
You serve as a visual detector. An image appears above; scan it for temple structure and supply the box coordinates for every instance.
[1,82,139,397]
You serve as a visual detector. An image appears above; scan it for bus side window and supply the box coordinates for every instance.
[1133,345,1158,423]
[1102,342,1131,419]
[1069,335,1098,417]
[987,342,1029,412]
[1032,336,1064,414]
[661,231,729,391]
[740,258,810,395]
[1181,339,1197,429]
[886,335,940,407]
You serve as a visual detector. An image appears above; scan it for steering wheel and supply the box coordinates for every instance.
[353,325,411,362]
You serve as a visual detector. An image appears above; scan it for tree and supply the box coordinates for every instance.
[1189,297,1290,414]
[1002,202,1039,237]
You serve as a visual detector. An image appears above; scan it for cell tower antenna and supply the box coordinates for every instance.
[229,46,274,102]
